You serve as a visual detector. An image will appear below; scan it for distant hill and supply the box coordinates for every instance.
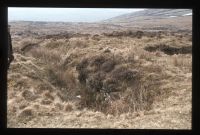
[103,9,192,23]
[102,9,192,32]
[9,9,192,35]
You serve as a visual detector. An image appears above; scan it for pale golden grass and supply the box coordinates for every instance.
[45,40,66,49]
[14,38,41,50]
[68,38,88,48]
[173,55,192,67]
[106,100,130,115]
[7,31,192,129]
[30,48,62,65]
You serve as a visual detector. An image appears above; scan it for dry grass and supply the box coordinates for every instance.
[106,100,130,115]
[45,40,66,49]
[173,55,192,67]
[73,52,163,115]
[68,38,88,48]
[64,102,75,112]
[43,91,55,101]
[30,48,62,65]
[7,27,192,129]
[21,90,38,101]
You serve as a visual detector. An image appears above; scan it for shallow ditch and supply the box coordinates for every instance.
[144,44,192,55]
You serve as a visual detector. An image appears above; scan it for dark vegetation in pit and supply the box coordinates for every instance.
[75,53,160,114]
[144,44,192,55]
[103,30,165,38]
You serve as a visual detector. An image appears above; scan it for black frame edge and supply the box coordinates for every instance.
[0,6,8,129]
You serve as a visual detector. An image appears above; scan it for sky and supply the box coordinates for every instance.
[8,8,145,22]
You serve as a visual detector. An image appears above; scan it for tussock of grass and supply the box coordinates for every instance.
[30,48,62,64]
[8,28,192,128]
[74,52,162,114]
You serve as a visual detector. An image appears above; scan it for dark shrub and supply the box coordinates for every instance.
[111,66,138,81]
[86,78,103,92]
[144,44,192,55]
[136,31,144,38]
[21,43,39,52]
[104,48,111,53]
[78,69,89,85]
[76,58,89,71]
[90,55,106,68]
[86,72,105,92]
[125,30,133,36]
[102,78,119,92]
[47,69,67,87]
[101,60,115,72]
